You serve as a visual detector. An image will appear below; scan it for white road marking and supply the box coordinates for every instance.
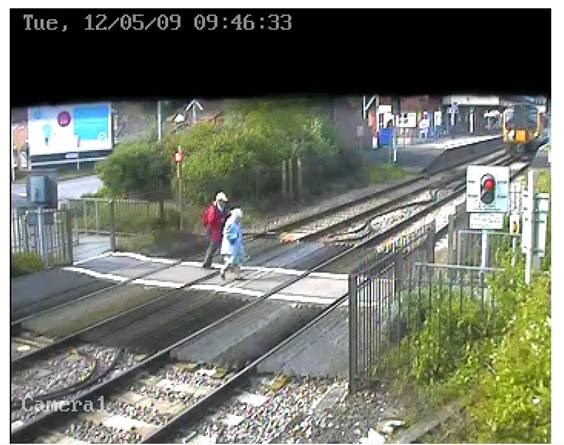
[64,255,348,305]
[63,266,127,282]
[73,251,113,265]
[133,279,184,288]
[191,284,263,298]
[110,251,177,264]
[180,261,347,280]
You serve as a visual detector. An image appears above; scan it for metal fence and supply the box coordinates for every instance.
[11,207,73,268]
[65,197,198,252]
[349,223,435,392]
[456,229,521,268]
[349,249,504,391]
[388,263,502,381]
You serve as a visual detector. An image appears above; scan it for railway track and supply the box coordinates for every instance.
[141,153,533,444]
[323,152,516,248]
[247,136,504,239]
[12,149,531,443]
[272,146,509,243]
[12,137,532,442]
[12,138,506,331]
[12,180,453,441]
[10,238,347,433]
[12,145,506,367]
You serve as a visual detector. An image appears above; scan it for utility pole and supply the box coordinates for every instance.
[175,146,184,231]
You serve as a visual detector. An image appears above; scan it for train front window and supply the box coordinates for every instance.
[506,105,537,130]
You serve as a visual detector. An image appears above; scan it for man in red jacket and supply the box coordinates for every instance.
[202,192,230,268]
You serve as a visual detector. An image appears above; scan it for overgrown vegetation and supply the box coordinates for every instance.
[96,139,171,199]
[94,99,411,251]
[11,252,43,277]
[96,100,348,206]
[168,101,343,204]
[390,214,551,442]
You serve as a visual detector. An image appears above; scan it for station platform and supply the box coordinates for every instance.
[531,142,550,170]
[368,134,501,173]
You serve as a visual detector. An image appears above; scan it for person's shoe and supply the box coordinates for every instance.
[234,270,244,280]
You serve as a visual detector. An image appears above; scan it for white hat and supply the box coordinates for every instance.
[215,192,229,202]
[231,208,243,219]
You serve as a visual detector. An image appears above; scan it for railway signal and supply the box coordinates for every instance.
[480,174,496,205]
[466,165,509,213]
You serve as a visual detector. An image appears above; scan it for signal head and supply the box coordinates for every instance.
[480,174,496,205]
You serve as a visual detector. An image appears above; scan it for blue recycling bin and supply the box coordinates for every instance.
[378,128,394,147]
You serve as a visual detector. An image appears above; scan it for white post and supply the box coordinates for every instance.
[480,230,488,269]
[524,170,536,285]
[533,193,550,271]
[157,100,162,141]
[37,207,47,266]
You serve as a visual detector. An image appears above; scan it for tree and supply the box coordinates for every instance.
[97,140,171,198]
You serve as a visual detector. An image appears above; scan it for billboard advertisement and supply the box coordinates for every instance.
[27,103,112,164]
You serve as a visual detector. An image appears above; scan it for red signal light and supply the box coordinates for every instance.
[484,178,494,191]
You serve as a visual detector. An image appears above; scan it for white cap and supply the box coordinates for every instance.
[231,208,243,219]
[215,192,229,202]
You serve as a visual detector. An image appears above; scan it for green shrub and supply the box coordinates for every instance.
[12,252,43,277]
[392,251,550,443]
[96,140,171,197]
[168,102,342,205]
[465,271,550,443]
[99,101,344,207]
[536,170,550,193]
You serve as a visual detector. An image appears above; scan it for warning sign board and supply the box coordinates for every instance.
[469,213,504,230]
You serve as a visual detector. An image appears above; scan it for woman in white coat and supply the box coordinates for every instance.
[220,208,245,279]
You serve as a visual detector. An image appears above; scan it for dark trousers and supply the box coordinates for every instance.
[202,239,221,267]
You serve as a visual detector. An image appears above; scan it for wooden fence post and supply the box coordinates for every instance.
[288,158,295,202]
[297,157,303,201]
[110,199,117,251]
[281,160,287,200]
[65,206,74,264]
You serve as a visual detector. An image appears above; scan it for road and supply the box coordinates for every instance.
[11,175,103,208]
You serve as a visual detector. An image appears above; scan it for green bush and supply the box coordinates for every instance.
[392,251,550,443]
[167,102,342,205]
[12,252,43,277]
[96,140,171,197]
[465,272,550,443]
[536,170,550,193]
[99,101,344,207]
